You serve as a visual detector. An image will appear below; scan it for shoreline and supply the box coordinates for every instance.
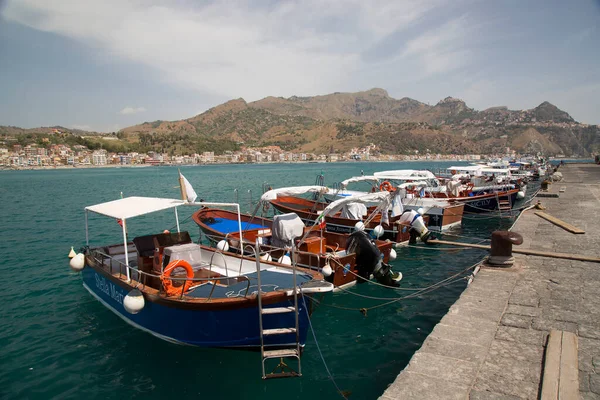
[1,158,592,172]
[0,158,473,171]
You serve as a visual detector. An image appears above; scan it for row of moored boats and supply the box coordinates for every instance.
[68,160,548,378]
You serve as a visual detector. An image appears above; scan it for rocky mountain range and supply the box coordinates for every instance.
[3,89,599,156]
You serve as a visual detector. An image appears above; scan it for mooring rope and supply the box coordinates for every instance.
[317,260,481,313]
[302,296,348,399]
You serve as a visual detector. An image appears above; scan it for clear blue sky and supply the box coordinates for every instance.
[1,0,598,132]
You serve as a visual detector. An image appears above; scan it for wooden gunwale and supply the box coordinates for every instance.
[85,246,322,311]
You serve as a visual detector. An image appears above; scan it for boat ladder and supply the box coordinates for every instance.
[254,240,302,379]
[496,191,512,214]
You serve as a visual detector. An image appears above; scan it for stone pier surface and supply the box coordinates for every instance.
[380,164,600,400]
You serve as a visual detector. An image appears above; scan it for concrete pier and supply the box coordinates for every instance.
[380,164,600,400]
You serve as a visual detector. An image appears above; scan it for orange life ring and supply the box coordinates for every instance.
[162,259,194,296]
[379,181,394,192]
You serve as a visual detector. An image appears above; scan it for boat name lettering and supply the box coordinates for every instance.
[95,275,124,304]
[470,199,491,208]
[326,224,351,234]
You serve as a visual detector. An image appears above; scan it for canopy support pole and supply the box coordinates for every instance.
[85,210,89,246]
[122,219,130,282]
[175,207,180,233]
[236,204,243,247]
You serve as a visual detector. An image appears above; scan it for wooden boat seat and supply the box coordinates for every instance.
[132,232,192,289]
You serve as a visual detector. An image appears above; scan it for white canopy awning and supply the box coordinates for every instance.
[374,169,437,180]
[479,167,510,175]
[340,175,379,188]
[260,186,328,201]
[320,191,391,218]
[447,165,482,172]
[85,196,185,220]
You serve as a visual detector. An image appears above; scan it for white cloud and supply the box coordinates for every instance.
[119,106,146,115]
[401,16,472,77]
[3,0,451,100]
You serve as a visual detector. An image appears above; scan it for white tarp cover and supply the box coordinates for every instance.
[260,186,329,201]
[446,180,464,197]
[85,196,185,220]
[340,203,367,219]
[374,170,436,180]
[340,175,379,188]
[272,213,305,248]
[397,181,428,189]
[321,191,391,218]
[391,192,404,217]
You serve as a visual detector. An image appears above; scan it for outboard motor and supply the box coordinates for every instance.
[346,231,401,287]
[398,210,432,245]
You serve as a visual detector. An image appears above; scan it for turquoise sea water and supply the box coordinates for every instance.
[0,161,523,399]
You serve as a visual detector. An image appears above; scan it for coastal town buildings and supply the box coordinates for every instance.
[0,140,524,170]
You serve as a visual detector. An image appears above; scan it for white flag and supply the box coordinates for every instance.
[179,173,198,203]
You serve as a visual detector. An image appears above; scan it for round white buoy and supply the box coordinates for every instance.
[517,191,525,199]
[217,240,229,252]
[354,221,365,231]
[417,207,425,216]
[68,246,76,259]
[123,289,145,314]
[260,253,272,262]
[373,225,384,238]
[321,263,333,277]
[278,254,292,265]
[391,271,403,282]
[389,248,397,262]
[69,253,85,272]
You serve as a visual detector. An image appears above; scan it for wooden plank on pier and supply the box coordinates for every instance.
[540,330,561,400]
[559,331,579,400]
[540,330,579,400]
[427,239,600,263]
[534,211,585,234]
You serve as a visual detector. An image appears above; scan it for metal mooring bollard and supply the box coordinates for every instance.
[488,231,523,266]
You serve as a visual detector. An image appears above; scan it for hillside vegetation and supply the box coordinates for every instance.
[3,89,599,156]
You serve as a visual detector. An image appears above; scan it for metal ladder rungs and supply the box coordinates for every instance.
[263,348,299,359]
[255,238,301,380]
[264,371,301,379]
[263,328,296,335]
[262,306,295,315]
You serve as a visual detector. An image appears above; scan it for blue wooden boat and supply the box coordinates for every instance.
[70,196,332,350]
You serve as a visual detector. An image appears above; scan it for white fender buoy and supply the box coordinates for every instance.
[260,253,272,262]
[373,225,384,238]
[69,253,85,272]
[389,248,397,262]
[217,240,229,252]
[392,271,403,282]
[354,221,365,231]
[321,263,333,277]
[123,289,145,314]
[68,246,76,259]
[517,191,525,199]
[278,253,292,265]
